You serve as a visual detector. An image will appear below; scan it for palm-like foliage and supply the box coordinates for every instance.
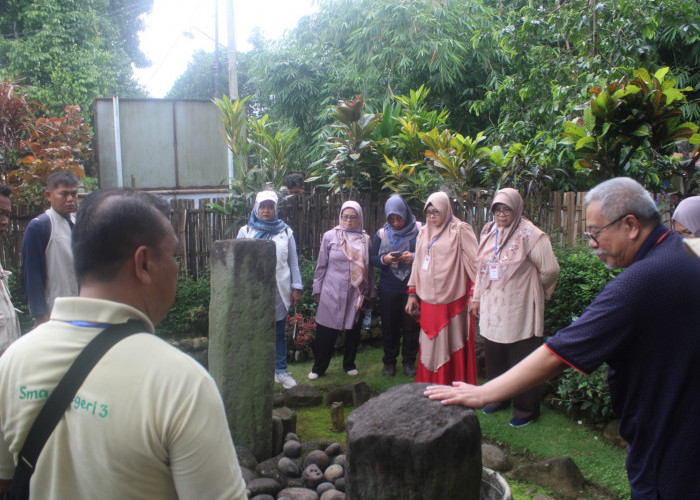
[248,114,300,190]
[420,129,491,197]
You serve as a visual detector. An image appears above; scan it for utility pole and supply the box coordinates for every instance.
[226,0,238,99]
[214,0,220,98]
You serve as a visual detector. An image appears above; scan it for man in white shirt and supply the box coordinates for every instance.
[0,184,20,355]
[0,188,246,499]
[21,171,80,327]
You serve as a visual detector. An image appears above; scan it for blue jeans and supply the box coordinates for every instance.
[275,319,288,373]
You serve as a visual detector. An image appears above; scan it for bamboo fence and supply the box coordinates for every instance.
[0,191,675,278]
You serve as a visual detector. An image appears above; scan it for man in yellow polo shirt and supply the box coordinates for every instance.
[0,189,246,499]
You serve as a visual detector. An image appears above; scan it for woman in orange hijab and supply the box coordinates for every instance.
[405,192,479,384]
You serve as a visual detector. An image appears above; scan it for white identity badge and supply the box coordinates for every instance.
[422,254,431,270]
[488,262,500,280]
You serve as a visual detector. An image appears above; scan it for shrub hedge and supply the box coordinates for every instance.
[157,244,618,418]
[544,243,614,337]
[544,244,617,419]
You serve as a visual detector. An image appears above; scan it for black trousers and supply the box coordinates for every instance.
[312,321,361,375]
[379,288,419,367]
[483,336,543,419]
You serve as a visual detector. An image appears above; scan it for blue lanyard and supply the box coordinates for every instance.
[64,321,113,328]
[427,216,453,252]
[342,228,366,243]
[494,228,501,257]
[387,227,403,249]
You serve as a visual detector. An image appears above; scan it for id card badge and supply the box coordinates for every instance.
[422,254,431,270]
[488,262,500,280]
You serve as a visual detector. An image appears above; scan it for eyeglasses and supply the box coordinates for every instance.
[583,214,629,245]
[424,210,440,217]
[341,215,359,221]
[671,220,694,238]
[492,206,513,215]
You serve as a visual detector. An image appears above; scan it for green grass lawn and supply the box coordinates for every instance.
[281,343,630,499]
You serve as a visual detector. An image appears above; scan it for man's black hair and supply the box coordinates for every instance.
[284,173,304,188]
[0,185,12,198]
[72,189,171,283]
[47,171,79,190]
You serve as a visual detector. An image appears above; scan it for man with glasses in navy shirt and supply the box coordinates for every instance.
[426,177,700,499]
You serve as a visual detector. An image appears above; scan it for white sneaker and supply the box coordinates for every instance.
[275,372,297,389]
[307,372,319,380]
[346,369,359,376]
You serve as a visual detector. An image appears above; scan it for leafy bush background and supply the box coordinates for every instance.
[544,244,616,419]
[7,268,33,334]
[153,244,617,419]
[544,244,614,336]
[156,271,211,339]
[296,255,318,319]
[552,365,613,420]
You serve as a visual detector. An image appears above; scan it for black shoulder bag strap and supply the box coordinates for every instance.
[6,319,146,500]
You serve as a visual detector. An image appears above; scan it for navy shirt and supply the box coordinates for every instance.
[20,213,52,318]
[546,227,700,498]
[369,230,417,294]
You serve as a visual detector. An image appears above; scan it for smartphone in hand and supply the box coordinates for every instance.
[389,251,402,258]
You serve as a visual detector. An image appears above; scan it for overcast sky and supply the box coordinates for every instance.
[133,0,317,97]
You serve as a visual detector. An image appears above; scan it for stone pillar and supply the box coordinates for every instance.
[209,239,276,460]
[346,383,482,500]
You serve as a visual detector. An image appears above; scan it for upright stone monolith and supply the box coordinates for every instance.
[209,239,276,460]
[346,383,482,500]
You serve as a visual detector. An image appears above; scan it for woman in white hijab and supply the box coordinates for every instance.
[237,191,302,389]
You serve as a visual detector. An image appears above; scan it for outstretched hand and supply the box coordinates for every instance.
[424,381,486,408]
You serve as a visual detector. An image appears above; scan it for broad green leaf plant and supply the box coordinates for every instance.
[312,94,380,198]
[212,95,299,230]
[561,67,700,187]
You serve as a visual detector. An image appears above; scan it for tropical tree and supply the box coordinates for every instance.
[6,104,89,205]
[167,50,231,100]
[311,95,380,197]
[176,0,699,196]
[561,67,700,187]
[0,0,152,117]
[247,114,300,190]
[376,86,451,201]
[211,95,301,226]
[0,79,40,180]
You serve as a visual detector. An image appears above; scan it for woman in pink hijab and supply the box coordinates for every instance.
[470,188,560,428]
[671,196,700,238]
[310,201,376,379]
[405,192,479,385]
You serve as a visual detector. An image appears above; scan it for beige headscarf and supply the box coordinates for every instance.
[476,188,547,290]
[335,201,370,309]
[411,192,478,304]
